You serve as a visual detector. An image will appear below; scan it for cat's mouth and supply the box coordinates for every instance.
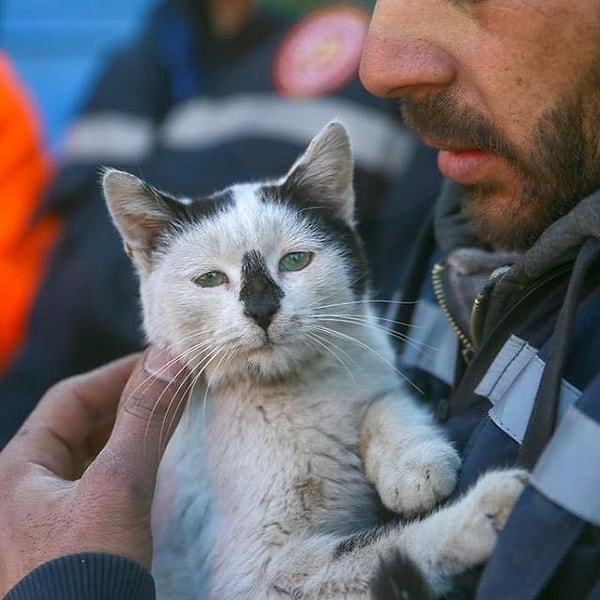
[253,336,276,352]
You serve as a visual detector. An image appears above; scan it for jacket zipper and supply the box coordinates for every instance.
[469,290,488,348]
[434,261,574,367]
[431,262,475,361]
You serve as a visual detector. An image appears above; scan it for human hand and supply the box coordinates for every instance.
[0,347,190,596]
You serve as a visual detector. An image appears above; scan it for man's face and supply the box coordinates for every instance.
[360,0,600,251]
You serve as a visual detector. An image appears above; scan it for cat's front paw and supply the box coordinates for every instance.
[374,440,460,517]
[448,469,528,568]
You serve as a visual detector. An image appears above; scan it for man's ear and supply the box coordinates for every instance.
[102,169,182,274]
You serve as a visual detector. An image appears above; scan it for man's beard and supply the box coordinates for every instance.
[400,89,600,251]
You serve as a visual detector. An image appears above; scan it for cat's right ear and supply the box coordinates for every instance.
[102,169,180,275]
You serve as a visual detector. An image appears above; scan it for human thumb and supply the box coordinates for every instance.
[97,346,191,492]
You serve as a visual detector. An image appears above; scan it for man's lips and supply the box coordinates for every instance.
[422,138,496,185]
[437,148,496,185]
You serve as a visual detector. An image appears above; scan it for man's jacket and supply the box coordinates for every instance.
[392,181,600,598]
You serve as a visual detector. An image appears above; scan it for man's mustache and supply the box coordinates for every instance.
[399,94,516,160]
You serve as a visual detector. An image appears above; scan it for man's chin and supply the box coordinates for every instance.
[460,186,543,252]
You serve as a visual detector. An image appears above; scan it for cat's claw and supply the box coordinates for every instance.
[374,440,461,517]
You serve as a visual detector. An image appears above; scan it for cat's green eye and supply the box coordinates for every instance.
[193,271,228,287]
[279,251,313,272]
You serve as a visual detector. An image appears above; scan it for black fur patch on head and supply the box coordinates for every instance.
[259,183,369,298]
[150,187,235,257]
[239,250,284,332]
[166,188,235,231]
[148,187,234,250]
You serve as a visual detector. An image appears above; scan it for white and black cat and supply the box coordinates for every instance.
[103,121,526,599]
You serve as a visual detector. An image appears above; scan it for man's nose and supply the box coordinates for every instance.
[359,0,457,100]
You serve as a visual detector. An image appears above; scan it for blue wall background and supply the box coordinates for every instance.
[2,0,159,150]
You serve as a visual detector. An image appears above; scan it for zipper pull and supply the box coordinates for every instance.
[469,265,512,347]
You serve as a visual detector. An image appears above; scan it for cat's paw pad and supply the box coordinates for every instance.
[375,440,461,517]
[474,469,529,531]
[452,469,528,566]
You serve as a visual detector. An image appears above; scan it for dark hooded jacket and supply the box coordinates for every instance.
[392,181,600,599]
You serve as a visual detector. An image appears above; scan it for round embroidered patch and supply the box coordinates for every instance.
[273,5,369,98]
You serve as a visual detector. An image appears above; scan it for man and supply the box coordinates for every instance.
[1,1,599,599]
[360,1,600,598]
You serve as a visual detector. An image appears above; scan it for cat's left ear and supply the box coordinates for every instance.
[103,169,183,274]
[283,121,355,223]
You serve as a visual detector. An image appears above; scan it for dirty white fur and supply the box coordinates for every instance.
[104,122,526,599]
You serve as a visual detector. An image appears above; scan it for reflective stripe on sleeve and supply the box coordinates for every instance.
[161,94,414,178]
[64,113,155,161]
[531,405,600,526]
[400,299,457,385]
[475,335,580,443]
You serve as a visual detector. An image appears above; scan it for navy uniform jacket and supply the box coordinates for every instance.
[393,182,600,599]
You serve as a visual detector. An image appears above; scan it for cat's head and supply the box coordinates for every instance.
[103,121,369,383]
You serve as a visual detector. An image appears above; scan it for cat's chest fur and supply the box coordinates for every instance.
[154,370,386,597]
[168,370,385,528]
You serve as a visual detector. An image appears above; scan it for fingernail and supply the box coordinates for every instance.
[143,347,186,382]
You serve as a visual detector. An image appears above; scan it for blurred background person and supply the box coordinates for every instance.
[0,0,441,446]
[0,52,60,375]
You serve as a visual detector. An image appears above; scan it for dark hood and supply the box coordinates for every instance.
[434,182,600,339]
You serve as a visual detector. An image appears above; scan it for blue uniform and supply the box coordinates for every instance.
[392,182,600,598]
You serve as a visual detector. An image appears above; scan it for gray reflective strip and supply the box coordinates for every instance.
[476,335,581,443]
[64,113,155,161]
[161,94,415,178]
[531,405,600,526]
[399,299,457,385]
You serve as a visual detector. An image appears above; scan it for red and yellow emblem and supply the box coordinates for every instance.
[273,5,370,98]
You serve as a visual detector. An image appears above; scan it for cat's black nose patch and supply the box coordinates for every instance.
[239,250,284,331]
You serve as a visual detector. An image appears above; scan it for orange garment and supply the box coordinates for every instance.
[0,52,61,374]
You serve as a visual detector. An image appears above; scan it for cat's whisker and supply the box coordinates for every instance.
[137,340,223,454]
[175,323,245,346]
[175,341,217,366]
[300,271,368,311]
[145,345,206,441]
[154,340,230,451]
[305,291,350,311]
[304,331,358,387]
[312,314,441,355]
[313,298,418,311]
[199,347,234,429]
[312,303,424,331]
[156,366,200,455]
[312,324,423,395]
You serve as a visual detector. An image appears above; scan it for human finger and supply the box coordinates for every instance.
[2,354,140,479]
[90,347,191,496]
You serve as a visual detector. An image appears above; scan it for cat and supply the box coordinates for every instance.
[103,121,526,599]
